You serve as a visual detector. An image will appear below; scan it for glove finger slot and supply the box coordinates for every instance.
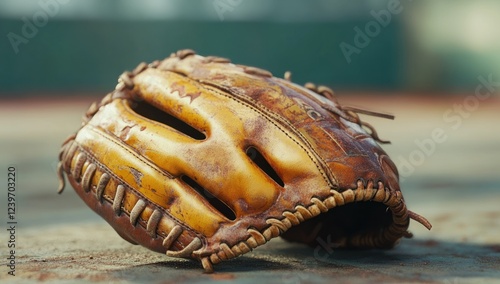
[180,175,236,221]
[131,98,206,141]
[245,146,284,187]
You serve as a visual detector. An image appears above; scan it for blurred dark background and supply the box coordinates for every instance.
[1,0,500,97]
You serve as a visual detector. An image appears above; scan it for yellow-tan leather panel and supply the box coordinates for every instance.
[95,69,330,216]
[74,124,224,237]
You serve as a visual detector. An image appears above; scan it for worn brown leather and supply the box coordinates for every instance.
[57,49,431,272]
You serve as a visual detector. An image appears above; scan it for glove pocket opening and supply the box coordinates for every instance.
[282,201,395,248]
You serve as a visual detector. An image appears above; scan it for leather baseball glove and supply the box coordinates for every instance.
[57,49,431,272]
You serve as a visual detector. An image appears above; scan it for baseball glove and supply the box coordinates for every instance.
[57,49,431,272]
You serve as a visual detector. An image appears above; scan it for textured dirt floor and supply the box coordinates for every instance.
[1,95,499,283]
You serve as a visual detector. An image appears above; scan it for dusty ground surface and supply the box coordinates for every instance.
[1,95,499,283]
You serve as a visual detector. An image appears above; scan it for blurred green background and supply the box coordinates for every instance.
[1,0,500,97]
